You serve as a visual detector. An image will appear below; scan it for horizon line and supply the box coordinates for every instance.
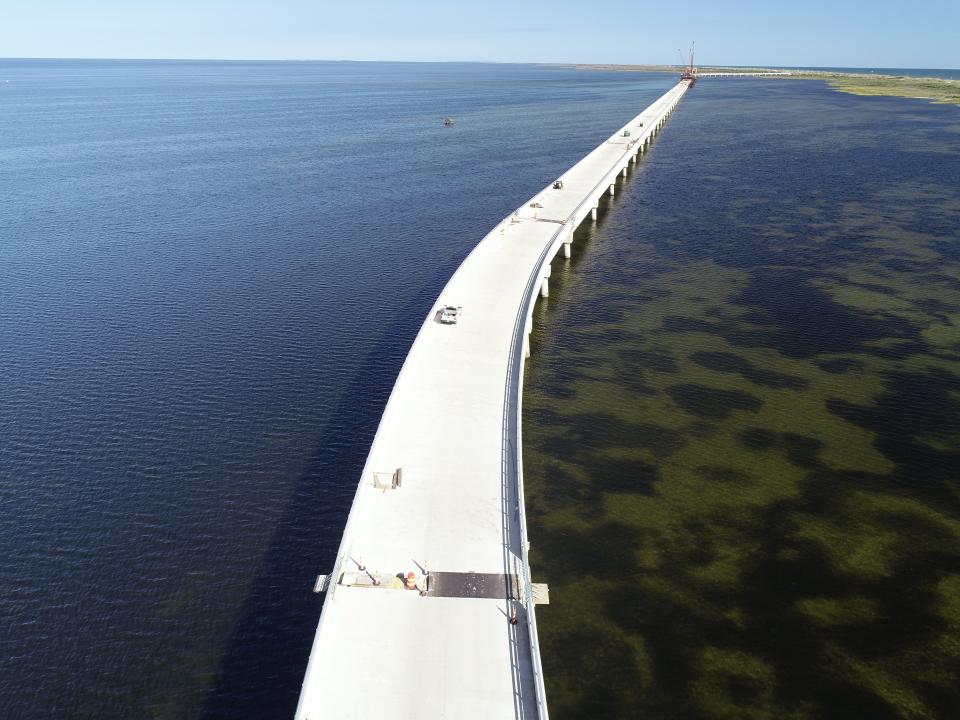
[1,57,958,71]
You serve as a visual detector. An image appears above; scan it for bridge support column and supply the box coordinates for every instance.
[563,242,571,258]
[591,206,598,221]
[622,166,628,178]
[609,184,615,197]
[540,277,549,298]
[523,333,530,358]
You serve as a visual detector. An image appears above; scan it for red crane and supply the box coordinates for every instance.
[679,42,697,84]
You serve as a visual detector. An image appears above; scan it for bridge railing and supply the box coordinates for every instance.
[507,79,687,720]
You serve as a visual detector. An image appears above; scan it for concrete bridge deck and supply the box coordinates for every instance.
[294,79,690,720]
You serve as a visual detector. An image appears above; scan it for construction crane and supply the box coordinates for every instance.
[679,42,697,84]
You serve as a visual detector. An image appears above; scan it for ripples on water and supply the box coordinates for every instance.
[3,60,957,720]
[523,79,960,718]
[0,59,679,719]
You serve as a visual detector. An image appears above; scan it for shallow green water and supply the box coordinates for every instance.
[523,79,960,720]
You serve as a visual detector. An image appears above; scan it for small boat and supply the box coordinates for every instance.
[443,116,455,126]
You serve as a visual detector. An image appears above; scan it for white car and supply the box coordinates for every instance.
[439,305,462,324]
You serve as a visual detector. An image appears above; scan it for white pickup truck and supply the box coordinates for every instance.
[439,305,462,324]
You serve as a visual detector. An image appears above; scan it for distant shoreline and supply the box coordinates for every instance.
[559,64,960,106]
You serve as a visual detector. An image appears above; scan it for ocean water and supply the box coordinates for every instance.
[0,59,677,719]
[523,78,960,718]
[1,60,957,720]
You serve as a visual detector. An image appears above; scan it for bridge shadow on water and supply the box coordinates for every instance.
[201,197,616,720]
[199,288,438,720]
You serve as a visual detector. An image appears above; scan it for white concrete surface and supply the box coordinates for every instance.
[294,80,690,720]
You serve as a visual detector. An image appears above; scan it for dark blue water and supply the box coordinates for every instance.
[0,60,677,719]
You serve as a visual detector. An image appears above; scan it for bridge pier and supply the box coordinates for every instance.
[621,166,628,178]
[540,277,549,298]
[591,206,598,221]
[563,242,571,258]
[609,184,615,197]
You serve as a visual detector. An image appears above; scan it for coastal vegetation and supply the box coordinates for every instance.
[822,73,960,105]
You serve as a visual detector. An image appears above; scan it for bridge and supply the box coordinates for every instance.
[697,71,795,77]
[294,79,690,720]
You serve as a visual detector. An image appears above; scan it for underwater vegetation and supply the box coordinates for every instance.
[524,80,960,719]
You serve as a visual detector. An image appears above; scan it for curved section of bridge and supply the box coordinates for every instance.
[294,79,690,720]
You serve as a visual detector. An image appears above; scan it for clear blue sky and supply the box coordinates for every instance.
[3,0,958,69]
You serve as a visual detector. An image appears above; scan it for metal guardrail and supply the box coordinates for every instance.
[505,81,687,720]
[508,222,563,720]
